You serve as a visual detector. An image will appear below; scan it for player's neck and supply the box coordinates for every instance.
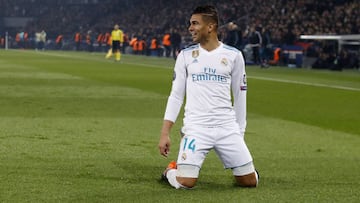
[200,38,220,52]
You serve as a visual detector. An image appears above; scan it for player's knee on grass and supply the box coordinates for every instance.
[234,172,258,187]
[176,177,197,188]
[232,162,258,187]
[176,164,200,188]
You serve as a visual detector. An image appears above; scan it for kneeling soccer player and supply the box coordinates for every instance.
[158,5,259,189]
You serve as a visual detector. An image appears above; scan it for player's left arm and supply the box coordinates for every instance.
[231,52,247,134]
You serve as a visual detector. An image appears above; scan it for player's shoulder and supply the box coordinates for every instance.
[178,44,199,58]
[222,43,241,54]
[182,44,199,52]
[221,43,244,60]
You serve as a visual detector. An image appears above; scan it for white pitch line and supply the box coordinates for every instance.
[249,76,360,92]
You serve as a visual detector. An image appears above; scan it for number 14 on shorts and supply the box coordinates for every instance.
[183,137,196,152]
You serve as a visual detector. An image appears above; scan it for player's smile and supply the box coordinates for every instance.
[189,25,198,41]
[190,31,197,41]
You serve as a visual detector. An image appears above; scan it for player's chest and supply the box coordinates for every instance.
[186,54,233,76]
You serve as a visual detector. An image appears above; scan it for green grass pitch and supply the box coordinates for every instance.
[0,49,359,202]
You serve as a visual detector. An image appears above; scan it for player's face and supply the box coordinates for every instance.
[188,14,209,43]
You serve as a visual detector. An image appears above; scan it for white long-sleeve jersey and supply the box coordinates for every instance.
[164,42,247,133]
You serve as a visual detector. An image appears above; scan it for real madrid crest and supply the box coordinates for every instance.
[192,50,199,58]
[221,58,228,66]
[181,153,187,161]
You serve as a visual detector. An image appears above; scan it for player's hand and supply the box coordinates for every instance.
[158,133,171,157]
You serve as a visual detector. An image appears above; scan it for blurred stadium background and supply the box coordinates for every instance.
[0,0,359,70]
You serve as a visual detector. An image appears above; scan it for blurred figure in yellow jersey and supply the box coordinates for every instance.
[106,24,124,62]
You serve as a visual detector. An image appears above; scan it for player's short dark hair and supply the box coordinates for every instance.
[191,5,219,28]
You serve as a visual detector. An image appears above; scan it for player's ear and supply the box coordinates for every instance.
[208,23,216,33]
[207,23,213,33]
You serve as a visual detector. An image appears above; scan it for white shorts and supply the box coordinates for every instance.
[176,122,253,177]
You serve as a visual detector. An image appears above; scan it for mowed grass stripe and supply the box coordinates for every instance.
[0,71,83,80]
[0,85,165,99]
[0,83,165,118]
[0,54,166,119]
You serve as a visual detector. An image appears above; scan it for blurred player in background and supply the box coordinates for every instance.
[158,5,259,189]
[106,24,123,61]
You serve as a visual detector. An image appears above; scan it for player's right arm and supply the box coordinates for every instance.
[158,51,187,157]
[159,120,174,157]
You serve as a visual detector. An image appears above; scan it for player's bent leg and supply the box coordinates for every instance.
[232,161,259,187]
[234,172,258,187]
[164,169,197,189]
[176,177,197,188]
[163,163,199,189]
[176,164,200,188]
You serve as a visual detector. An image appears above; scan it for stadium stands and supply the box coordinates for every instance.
[0,0,359,69]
